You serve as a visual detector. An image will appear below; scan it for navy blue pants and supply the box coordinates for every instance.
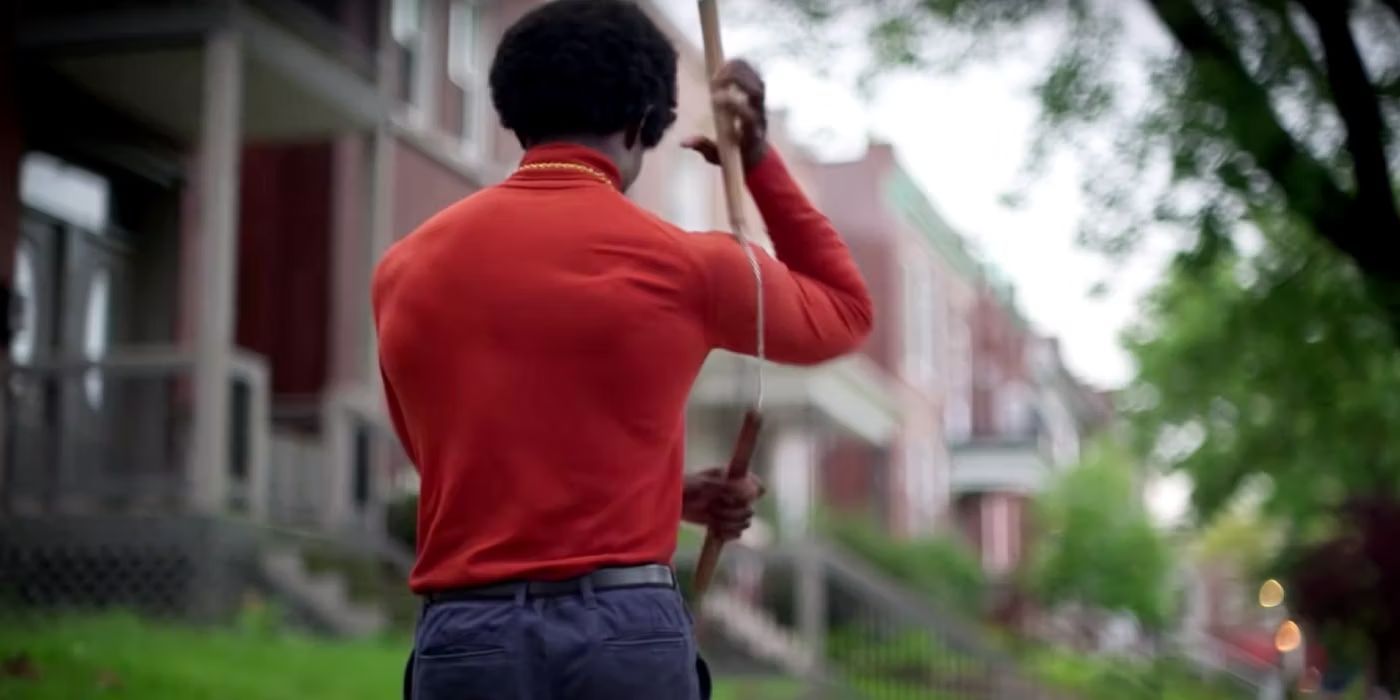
[405,582,710,699]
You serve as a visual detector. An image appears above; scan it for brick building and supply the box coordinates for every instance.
[1,2,1109,639]
[0,0,899,596]
[809,142,1110,574]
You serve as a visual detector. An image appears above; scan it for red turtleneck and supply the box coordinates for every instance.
[373,143,872,592]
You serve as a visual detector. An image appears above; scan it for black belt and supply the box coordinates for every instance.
[424,564,677,604]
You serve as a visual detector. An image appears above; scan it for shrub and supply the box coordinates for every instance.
[820,513,985,613]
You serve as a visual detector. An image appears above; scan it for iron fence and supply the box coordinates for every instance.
[676,537,1066,699]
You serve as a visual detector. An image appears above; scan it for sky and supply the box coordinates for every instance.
[655,1,1197,525]
[657,0,1172,389]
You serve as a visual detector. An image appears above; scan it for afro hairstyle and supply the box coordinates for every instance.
[489,0,679,149]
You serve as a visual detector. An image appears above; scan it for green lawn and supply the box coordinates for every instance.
[0,613,403,700]
[0,613,800,700]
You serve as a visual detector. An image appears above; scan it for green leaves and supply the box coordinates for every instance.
[1125,214,1400,531]
[821,512,986,612]
[1029,440,1176,630]
[767,0,1399,328]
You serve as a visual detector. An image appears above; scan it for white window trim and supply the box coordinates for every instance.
[11,240,36,363]
[448,0,489,159]
[393,0,437,129]
[901,256,937,391]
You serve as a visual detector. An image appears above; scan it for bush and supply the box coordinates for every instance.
[820,513,985,613]
[826,627,988,699]
[385,493,417,552]
[1025,648,1243,700]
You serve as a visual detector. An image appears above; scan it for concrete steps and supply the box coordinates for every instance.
[701,585,812,677]
[258,547,386,638]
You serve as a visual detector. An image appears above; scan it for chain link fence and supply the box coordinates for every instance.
[0,515,262,624]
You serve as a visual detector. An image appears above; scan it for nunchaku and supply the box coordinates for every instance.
[690,0,766,605]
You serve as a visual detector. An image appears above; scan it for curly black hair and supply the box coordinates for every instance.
[489,0,678,149]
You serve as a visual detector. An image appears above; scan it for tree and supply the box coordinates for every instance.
[1124,211,1400,688]
[1029,440,1175,634]
[1125,214,1400,527]
[1286,497,1400,690]
[765,0,1400,336]
[1191,505,1282,579]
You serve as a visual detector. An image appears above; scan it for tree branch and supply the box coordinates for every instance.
[1145,1,1346,228]
[1381,77,1400,100]
[1144,0,1400,332]
[1255,0,1327,94]
[1299,0,1397,206]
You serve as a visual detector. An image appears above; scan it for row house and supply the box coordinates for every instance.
[1,0,1105,630]
[0,0,900,622]
[803,141,1111,576]
[953,289,1111,577]
[803,143,968,537]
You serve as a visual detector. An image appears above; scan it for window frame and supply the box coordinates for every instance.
[391,0,432,127]
[447,0,489,158]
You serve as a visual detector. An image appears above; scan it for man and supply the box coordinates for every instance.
[372,1,872,698]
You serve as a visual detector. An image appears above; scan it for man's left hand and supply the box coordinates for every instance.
[681,59,769,171]
[682,467,766,542]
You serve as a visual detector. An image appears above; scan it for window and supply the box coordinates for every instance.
[10,241,36,363]
[448,0,487,155]
[946,396,972,443]
[945,316,973,441]
[21,152,110,231]
[668,157,710,231]
[82,269,111,409]
[997,382,1035,437]
[392,0,428,116]
[901,258,936,389]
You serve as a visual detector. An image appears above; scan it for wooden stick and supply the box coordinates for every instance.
[691,0,764,605]
[698,0,749,240]
[691,409,762,601]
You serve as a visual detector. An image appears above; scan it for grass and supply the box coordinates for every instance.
[0,613,405,700]
[0,612,802,700]
[710,676,805,700]
[1023,647,1249,700]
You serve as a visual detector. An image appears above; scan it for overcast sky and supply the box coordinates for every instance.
[658,0,1176,390]
[656,2,1196,525]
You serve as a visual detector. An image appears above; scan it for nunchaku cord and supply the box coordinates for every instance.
[739,235,765,410]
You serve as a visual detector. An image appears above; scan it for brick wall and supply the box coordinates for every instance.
[236,143,335,396]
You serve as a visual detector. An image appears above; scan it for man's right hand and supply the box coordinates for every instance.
[682,59,769,171]
[682,467,766,542]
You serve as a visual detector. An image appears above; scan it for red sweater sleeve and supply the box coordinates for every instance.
[683,149,874,365]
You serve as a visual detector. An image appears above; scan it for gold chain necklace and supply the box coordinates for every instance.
[517,161,614,188]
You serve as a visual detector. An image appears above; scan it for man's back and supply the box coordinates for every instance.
[374,145,872,592]
[376,147,713,591]
[386,5,870,697]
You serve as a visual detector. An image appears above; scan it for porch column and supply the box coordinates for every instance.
[366,0,396,383]
[773,421,828,678]
[189,26,243,513]
[322,392,353,530]
[771,427,814,538]
[365,126,394,381]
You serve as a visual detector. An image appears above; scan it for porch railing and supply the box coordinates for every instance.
[676,537,1056,699]
[0,347,270,519]
[267,387,411,548]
